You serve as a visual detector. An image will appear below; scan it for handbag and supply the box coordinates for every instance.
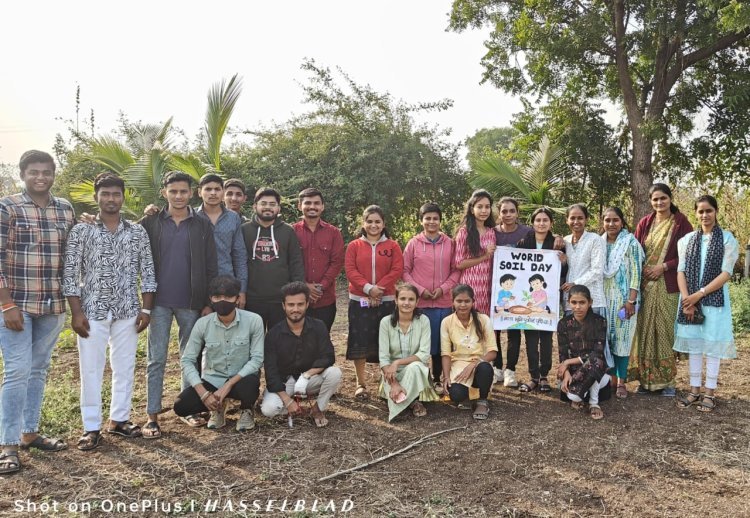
[685,307,705,325]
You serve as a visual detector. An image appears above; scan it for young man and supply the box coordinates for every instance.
[261,282,341,428]
[292,188,344,331]
[196,174,248,308]
[174,275,264,431]
[63,173,157,450]
[0,150,76,474]
[223,178,249,220]
[139,171,218,437]
[242,187,304,331]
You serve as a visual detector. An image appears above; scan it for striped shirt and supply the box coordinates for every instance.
[0,192,76,315]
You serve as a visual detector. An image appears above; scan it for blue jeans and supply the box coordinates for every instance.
[0,312,65,446]
[423,307,452,382]
[146,306,200,415]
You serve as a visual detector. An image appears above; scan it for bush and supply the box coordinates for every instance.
[730,278,750,335]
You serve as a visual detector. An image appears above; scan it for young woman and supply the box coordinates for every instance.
[630,184,693,396]
[440,285,497,420]
[378,284,439,421]
[345,205,404,398]
[557,285,611,420]
[516,207,568,392]
[454,190,497,317]
[674,195,738,412]
[601,207,644,399]
[402,203,460,393]
[562,204,607,317]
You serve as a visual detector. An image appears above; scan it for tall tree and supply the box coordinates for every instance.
[449,0,750,221]
[465,126,518,169]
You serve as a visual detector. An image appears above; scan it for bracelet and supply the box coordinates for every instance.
[1,305,18,313]
[200,391,212,401]
[140,308,152,315]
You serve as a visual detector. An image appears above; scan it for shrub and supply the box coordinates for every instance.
[730,278,750,335]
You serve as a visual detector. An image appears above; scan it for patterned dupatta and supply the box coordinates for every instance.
[642,216,674,292]
[676,226,725,324]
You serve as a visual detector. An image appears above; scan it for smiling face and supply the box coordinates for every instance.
[299,195,324,220]
[530,279,543,291]
[532,212,551,234]
[95,185,124,215]
[21,160,55,196]
[363,212,384,239]
[396,288,418,316]
[282,292,309,323]
[199,181,223,208]
[472,197,492,225]
[501,279,515,290]
[566,207,587,234]
[254,195,280,222]
[421,211,441,236]
[499,201,519,227]
[650,190,671,215]
[224,186,247,212]
[569,292,592,321]
[602,210,623,239]
[695,201,717,230]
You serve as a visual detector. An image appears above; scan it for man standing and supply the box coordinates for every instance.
[242,187,304,331]
[63,173,157,450]
[292,188,344,331]
[196,174,248,308]
[223,178,249,220]
[261,282,341,428]
[0,150,75,474]
[139,171,218,437]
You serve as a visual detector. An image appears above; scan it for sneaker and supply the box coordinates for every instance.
[493,367,504,383]
[207,406,226,430]
[661,387,677,397]
[503,369,518,388]
[635,385,651,395]
[236,409,255,431]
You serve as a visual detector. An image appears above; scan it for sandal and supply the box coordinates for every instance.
[77,431,102,451]
[538,378,551,393]
[0,451,20,474]
[472,400,489,420]
[141,421,161,439]
[589,404,604,420]
[571,401,585,410]
[354,385,367,399]
[519,379,538,393]
[20,434,67,451]
[179,414,206,427]
[677,392,702,409]
[616,383,628,399]
[107,421,142,438]
[697,394,716,413]
[410,401,427,417]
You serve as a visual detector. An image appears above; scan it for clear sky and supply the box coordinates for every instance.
[0,1,522,165]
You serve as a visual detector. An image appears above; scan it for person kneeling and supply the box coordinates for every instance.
[440,285,497,420]
[174,276,264,431]
[261,282,341,428]
[557,285,611,420]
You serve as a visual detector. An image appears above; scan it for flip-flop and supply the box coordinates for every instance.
[142,421,161,439]
[410,401,427,417]
[472,400,489,420]
[20,435,67,451]
[589,405,604,420]
[354,385,367,399]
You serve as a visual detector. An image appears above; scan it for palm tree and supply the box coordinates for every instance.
[69,74,243,216]
[471,135,568,218]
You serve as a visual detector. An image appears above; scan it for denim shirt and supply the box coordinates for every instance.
[181,310,265,388]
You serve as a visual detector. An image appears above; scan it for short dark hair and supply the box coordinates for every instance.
[19,150,55,175]
[162,171,194,188]
[499,274,517,284]
[208,275,241,298]
[223,178,247,194]
[254,187,280,203]
[94,172,125,194]
[298,187,323,203]
[418,202,442,220]
[199,173,224,188]
[281,281,310,302]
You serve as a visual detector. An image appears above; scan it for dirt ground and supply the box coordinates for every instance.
[1,291,749,517]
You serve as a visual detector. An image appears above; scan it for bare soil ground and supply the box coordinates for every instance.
[1,290,749,517]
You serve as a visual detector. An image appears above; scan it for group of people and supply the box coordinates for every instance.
[0,150,739,476]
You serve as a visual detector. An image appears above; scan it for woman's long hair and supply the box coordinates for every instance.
[568,284,598,342]
[390,283,422,327]
[451,284,487,343]
[459,190,496,258]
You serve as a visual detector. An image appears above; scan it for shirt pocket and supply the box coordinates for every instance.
[11,222,39,248]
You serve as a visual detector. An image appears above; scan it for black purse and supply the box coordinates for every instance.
[686,307,705,325]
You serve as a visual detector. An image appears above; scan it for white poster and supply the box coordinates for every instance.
[491,247,561,331]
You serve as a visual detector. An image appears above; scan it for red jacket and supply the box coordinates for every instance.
[634,211,692,293]
[345,236,403,300]
[292,219,345,308]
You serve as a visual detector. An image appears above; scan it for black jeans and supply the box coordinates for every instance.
[449,362,494,402]
[525,330,553,380]
[246,302,286,332]
[307,303,336,332]
[431,354,443,382]
[493,330,521,371]
[173,375,260,416]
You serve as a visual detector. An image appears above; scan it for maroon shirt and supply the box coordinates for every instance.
[292,219,345,308]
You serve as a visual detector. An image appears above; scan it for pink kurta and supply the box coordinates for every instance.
[453,226,495,315]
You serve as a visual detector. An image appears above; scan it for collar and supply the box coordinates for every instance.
[21,191,59,208]
[95,214,131,230]
[211,310,241,329]
[278,316,313,337]
[160,206,195,220]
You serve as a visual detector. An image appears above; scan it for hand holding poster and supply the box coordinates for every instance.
[491,248,561,331]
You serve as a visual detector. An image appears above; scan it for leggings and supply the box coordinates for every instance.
[689,354,721,390]
[610,354,629,381]
[448,362,494,402]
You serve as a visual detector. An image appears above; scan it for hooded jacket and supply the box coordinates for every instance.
[402,232,460,308]
[345,235,403,301]
[242,216,304,304]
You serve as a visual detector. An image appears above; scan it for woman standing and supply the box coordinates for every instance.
[454,190,497,317]
[674,195,738,412]
[562,204,607,318]
[345,205,404,398]
[378,284,439,421]
[402,203,460,393]
[440,285,497,420]
[630,184,692,396]
[516,207,568,393]
[601,207,644,399]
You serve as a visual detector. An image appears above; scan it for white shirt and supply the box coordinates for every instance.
[564,231,606,309]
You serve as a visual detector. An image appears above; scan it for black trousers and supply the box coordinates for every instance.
[449,362,494,402]
[307,303,336,332]
[525,330,553,380]
[246,302,286,332]
[174,375,260,416]
[493,330,521,371]
[431,354,443,382]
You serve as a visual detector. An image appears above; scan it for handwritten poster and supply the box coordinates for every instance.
[491,247,561,331]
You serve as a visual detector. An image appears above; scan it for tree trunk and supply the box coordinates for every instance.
[631,133,654,226]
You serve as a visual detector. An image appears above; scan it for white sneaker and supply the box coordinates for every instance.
[493,367,504,383]
[236,409,255,431]
[503,369,518,388]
